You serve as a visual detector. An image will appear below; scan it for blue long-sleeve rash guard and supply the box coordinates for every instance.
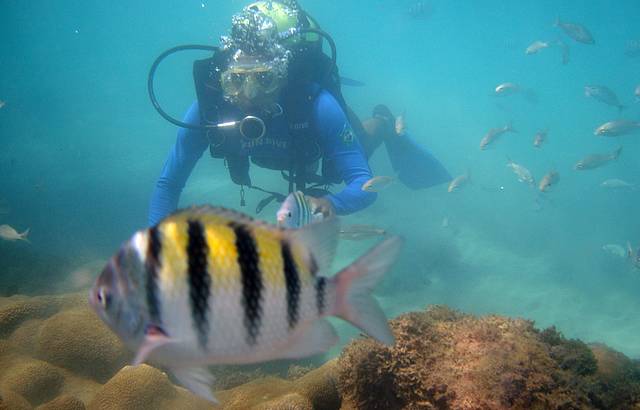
[148,90,376,226]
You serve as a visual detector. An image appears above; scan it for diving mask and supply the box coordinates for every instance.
[221,57,282,100]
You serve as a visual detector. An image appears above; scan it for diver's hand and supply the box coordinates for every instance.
[307,196,336,219]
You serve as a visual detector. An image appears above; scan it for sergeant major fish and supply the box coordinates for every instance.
[538,170,559,192]
[277,191,322,229]
[0,224,30,242]
[506,157,535,186]
[554,18,595,44]
[89,206,402,402]
[574,147,622,170]
[594,120,640,137]
[585,85,625,112]
[480,123,516,150]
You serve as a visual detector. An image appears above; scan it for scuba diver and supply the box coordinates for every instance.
[148,0,451,226]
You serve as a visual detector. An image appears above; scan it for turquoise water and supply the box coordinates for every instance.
[1,0,639,360]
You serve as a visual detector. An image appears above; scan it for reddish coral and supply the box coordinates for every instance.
[337,305,640,410]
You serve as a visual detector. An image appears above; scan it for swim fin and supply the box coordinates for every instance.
[384,134,452,190]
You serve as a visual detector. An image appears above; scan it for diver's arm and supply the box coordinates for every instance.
[148,101,209,226]
[314,91,377,215]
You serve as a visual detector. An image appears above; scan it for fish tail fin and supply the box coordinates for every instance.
[613,146,623,160]
[20,228,30,242]
[330,236,403,345]
[506,122,517,133]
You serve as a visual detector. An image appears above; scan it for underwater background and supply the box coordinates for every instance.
[1,0,639,367]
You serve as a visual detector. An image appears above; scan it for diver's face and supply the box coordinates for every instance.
[221,66,283,110]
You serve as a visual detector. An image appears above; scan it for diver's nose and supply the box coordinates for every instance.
[243,78,259,100]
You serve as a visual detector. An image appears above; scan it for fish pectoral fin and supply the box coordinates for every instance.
[289,217,339,276]
[132,325,173,366]
[278,320,338,360]
[171,366,218,404]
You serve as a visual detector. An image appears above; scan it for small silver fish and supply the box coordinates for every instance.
[276,191,323,229]
[538,170,559,192]
[395,112,407,136]
[362,176,394,192]
[625,40,640,58]
[601,244,627,258]
[0,199,9,215]
[600,179,635,190]
[0,100,5,109]
[506,158,535,186]
[556,39,570,65]
[408,1,432,19]
[339,224,387,241]
[533,129,548,148]
[627,242,640,269]
[594,120,640,137]
[554,18,595,45]
[495,82,520,96]
[448,170,470,192]
[585,85,625,112]
[574,147,622,170]
[480,123,516,150]
[0,225,30,242]
[635,84,640,101]
[89,206,402,402]
[525,41,550,55]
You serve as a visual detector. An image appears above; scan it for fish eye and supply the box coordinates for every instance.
[287,212,292,217]
[97,287,111,309]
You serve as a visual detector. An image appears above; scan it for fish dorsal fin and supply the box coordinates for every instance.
[288,216,339,276]
[170,205,274,230]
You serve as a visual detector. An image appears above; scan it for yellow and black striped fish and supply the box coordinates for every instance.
[89,205,402,402]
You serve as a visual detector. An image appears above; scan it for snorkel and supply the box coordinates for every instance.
[146,0,337,140]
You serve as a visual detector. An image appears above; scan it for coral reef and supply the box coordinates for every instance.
[2,293,640,410]
[337,305,640,410]
[36,308,129,382]
[86,365,211,410]
[216,361,340,410]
